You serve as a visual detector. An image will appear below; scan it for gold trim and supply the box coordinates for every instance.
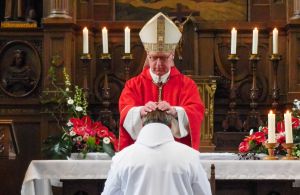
[143,42,178,52]
[157,15,165,52]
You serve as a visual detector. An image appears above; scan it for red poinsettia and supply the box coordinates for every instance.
[238,141,250,153]
[238,131,267,153]
[239,100,300,157]
[67,116,118,154]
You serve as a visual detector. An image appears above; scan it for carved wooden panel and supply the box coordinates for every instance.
[287,31,300,101]
[0,40,41,97]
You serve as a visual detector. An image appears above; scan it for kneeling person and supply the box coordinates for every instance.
[102,110,211,195]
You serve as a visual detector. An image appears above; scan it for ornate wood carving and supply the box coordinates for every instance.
[0,120,18,159]
[0,40,41,97]
[190,75,218,152]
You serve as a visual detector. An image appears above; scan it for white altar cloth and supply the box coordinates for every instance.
[21,157,300,195]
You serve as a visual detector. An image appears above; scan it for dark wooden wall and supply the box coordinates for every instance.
[1,0,300,194]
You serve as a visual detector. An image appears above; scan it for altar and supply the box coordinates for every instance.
[21,155,300,195]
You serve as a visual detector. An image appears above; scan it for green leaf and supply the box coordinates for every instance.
[86,137,96,151]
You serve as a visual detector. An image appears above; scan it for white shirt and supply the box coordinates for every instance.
[102,123,212,195]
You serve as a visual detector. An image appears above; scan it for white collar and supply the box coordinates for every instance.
[149,69,170,84]
[136,123,174,147]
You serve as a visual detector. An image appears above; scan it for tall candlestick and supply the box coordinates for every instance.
[125,26,131,53]
[284,110,293,143]
[252,27,258,54]
[231,28,237,54]
[268,110,276,143]
[272,28,278,54]
[102,27,108,54]
[83,27,89,54]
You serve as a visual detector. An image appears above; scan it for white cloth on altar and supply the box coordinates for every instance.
[21,154,300,195]
[102,123,212,195]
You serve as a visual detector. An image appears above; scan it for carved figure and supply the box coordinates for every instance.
[4,0,36,21]
[4,0,25,20]
[1,49,36,96]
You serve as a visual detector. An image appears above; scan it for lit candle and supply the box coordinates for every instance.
[83,27,89,54]
[268,110,276,143]
[102,27,108,54]
[273,28,278,54]
[231,28,237,54]
[284,110,293,143]
[125,26,131,53]
[252,27,259,54]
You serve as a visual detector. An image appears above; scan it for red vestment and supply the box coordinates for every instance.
[118,66,205,151]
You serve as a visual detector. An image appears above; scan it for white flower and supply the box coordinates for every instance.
[67,121,73,127]
[103,137,111,144]
[75,106,83,112]
[76,136,83,142]
[249,129,253,135]
[67,98,74,105]
[69,131,76,136]
[66,87,70,92]
[293,99,300,110]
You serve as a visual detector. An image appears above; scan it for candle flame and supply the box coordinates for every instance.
[269,110,273,114]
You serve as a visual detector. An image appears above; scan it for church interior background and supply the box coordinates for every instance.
[1,0,300,194]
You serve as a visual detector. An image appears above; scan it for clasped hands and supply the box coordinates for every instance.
[140,101,177,117]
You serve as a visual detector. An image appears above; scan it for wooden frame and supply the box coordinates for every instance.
[114,0,248,21]
[0,119,19,159]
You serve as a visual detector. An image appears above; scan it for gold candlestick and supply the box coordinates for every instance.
[282,143,298,160]
[263,143,278,160]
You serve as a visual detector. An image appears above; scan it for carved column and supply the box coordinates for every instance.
[287,1,300,102]
[48,0,71,18]
[41,1,77,146]
[291,0,300,20]
[189,75,219,152]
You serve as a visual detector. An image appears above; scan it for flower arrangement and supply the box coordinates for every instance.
[42,66,118,159]
[238,99,300,158]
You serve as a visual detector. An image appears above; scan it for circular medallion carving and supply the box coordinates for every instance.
[0,40,41,97]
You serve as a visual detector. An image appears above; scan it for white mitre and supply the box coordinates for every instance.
[139,12,182,52]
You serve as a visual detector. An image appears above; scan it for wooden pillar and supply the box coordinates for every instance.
[189,75,218,152]
[286,1,300,102]
[41,1,76,144]
[48,0,71,18]
[290,0,300,20]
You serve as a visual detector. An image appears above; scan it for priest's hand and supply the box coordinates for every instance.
[157,101,177,117]
[140,101,157,117]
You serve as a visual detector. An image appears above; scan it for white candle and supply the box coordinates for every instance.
[125,26,131,53]
[284,110,293,143]
[268,110,276,143]
[83,27,89,54]
[272,28,278,54]
[252,27,259,54]
[231,28,237,54]
[102,27,108,54]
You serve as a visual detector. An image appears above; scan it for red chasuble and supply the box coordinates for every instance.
[118,66,205,151]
